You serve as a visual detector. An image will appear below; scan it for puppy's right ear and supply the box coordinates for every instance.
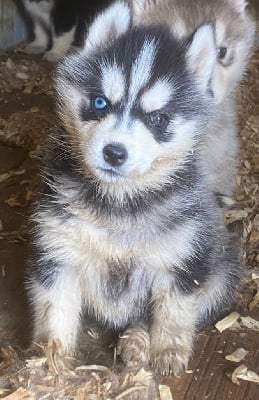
[84,1,131,54]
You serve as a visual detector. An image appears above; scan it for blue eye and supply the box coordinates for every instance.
[93,96,107,110]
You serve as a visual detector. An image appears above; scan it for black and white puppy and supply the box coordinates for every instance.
[20,0,113,61]
[27,1,241,376]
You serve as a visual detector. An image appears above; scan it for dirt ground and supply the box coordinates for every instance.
[0,40,258,400]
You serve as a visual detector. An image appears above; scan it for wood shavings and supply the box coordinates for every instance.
[23,83,34,94]
[2,388,33,399]
[253,214,259,229]
[228,364,259,385]
[29,107,39,113]
[25,357,47,368]
[215,312,240,333]
[25,189,33,203]
[229,321,242,330]
[0,169,26,183]
[1,265,6,279]
[248,278,259,310]
[224,208,248,224]
[0,389,9,396]
[4,189,33,208]
[159,385,174,400]
[5,58,14,70]
[1,345,19,363]
[252,269,259,280]
[0,340,159,399]
[75,364,108,372]
[5,195,23,208]
[240,316,259,330]
[114,385,147,399]
[225,348,248,363]
[0,230,27,241]
[0,111,52,149]
[15,72,29,80]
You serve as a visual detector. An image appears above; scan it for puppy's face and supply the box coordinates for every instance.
[130,0,256,103]
[56,2,216,190]
[207,0,256,102]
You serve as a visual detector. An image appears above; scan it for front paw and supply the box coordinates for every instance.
[25,42,46,54]
[117,325,150,367]
[150,345,191,377]
[43,49,65,62]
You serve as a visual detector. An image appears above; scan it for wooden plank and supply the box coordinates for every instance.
[163,327,259,400]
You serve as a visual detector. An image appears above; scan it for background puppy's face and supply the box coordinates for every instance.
[56,2,216,186]
[213,6,256,102]
[129,0,256,104]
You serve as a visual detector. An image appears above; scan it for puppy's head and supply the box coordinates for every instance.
[129,0,256,104]
[56,1,217,195]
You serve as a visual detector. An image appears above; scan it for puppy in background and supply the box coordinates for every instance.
[129,0,256,197]
[27,1,241,376]
[20,0,113,61]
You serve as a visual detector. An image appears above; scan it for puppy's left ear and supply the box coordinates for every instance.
[186,23,217,94]
[128,0,157,18]
[84,1,131,54]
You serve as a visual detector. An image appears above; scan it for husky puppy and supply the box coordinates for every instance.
[20,0,112,61]
[129,0,256,196]
[27,1,241,376]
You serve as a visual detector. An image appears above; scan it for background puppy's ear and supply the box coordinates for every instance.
[129,0,157,17]
[229,0,248,14]
[186,23,217,94]
[84,1,131,54]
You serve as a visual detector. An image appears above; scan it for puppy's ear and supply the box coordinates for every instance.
[129,0,157,18]
[84,1,131,54]
[186,23,217,93]
[229,0,248,14]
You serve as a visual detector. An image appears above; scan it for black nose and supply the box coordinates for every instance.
[103,143,128,167]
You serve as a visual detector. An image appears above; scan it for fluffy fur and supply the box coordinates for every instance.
[20,0,113,61]
[27,1,241,376]
[129,0,256,196]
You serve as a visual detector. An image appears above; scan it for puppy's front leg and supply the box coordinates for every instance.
[150,288,199,376]
[29,269,82,355]
[117,322,150,367]
[25,22,49,54]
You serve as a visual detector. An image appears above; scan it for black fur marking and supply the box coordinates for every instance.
[214,192,233,208]
[198,240,242,327]
[80,99,99,122]
[42,127,80,179]
[52,0,77,36]
[103,258,133,299]
[27,253,60,289]
[86,268,152,328]
[173,237,214,294]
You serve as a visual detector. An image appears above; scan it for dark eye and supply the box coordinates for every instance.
[93,96,108,110]
[217,47,227,60]
[149,112,168,128]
